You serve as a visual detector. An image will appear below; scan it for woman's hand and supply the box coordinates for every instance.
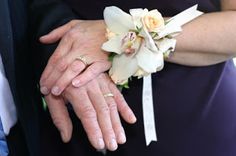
[39,20,111,96]
[45,73,136,151]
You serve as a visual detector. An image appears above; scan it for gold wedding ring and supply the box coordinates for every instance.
[103,93,114,98]
[75,55,89,66]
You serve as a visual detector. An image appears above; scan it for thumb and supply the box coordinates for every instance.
[40,20,76,44]
[45,95,73,142]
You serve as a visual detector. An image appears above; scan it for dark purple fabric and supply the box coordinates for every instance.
[65,0,219,19]
[63,0,236,155]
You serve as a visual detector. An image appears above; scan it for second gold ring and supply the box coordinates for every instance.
[103,93,114,98]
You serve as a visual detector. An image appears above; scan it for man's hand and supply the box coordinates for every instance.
[39,20,111,96]
[45,73,136,151]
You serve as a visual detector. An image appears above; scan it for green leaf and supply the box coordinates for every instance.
[117,85,124,91]
[108,53,117,62]
[37,84,47,111]
[117,77,133,91]
[123,83,130,89]
[42,97,47,111]
[165,19,172,25]
[150,32,158,38]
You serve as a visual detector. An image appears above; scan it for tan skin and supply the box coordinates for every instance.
[39,0,236,151]
[45,73,136,151]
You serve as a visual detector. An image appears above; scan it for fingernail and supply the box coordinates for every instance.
[97,138,105,149]
[40,86,49,95]
[129,114,137,124]
[41,35,48,39]
[108,139,118,151]
[52,86,61,95]
[72,79,80,87]
[61,131,69,143]
[39,36,47,41]
[118,132,126,144]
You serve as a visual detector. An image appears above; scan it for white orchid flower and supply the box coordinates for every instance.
[102,6,165,85]
[102,5,203,85]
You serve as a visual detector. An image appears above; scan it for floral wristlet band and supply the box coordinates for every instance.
[102,5,203,146]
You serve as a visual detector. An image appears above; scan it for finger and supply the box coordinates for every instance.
[87,80,118,151]
[98,74,126,144]
[65,86,105,150]
[40,20,78,44]
[72,61,111,87]
[40,36,74,95]
[45,94,73,143]
[48,49,89,95]
[41,57,69,95]
[51,59,86,96]
[109,81,137,124]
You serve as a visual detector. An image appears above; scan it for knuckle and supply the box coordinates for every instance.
[67,30,78,39]
[81,105,97,119]
[98,105,110,115]
[86,80,99,92]
[87,128,101,139]
[70,60,83,73]
[62,35,70,43]
[108,102,117,112]
[88,66,98,77]
[81,120,101,139]
[113,122,122,132]
[49,53,61,65]
[56,58,68,72]
[105,128,115,135]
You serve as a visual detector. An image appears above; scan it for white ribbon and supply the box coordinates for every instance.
[159,5,203,38]
[141,5,203,146]
[142,75,157,146]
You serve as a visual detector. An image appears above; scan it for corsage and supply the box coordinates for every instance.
[102,5,203,146]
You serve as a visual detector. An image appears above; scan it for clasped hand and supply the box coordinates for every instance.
[39,20,136,151]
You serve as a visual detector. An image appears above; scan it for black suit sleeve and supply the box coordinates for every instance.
[28,0,77,82]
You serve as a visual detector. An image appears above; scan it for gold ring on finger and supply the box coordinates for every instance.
[75,55,89,66]
[103,93,114,98]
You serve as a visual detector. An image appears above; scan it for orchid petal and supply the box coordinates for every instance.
[129,8,146,17]
[140,28,158,52]
[102,35,123,54]
[129,8,146,28]
[104,6,135,34]
[136,44,164,73]
[109,54,138,84]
